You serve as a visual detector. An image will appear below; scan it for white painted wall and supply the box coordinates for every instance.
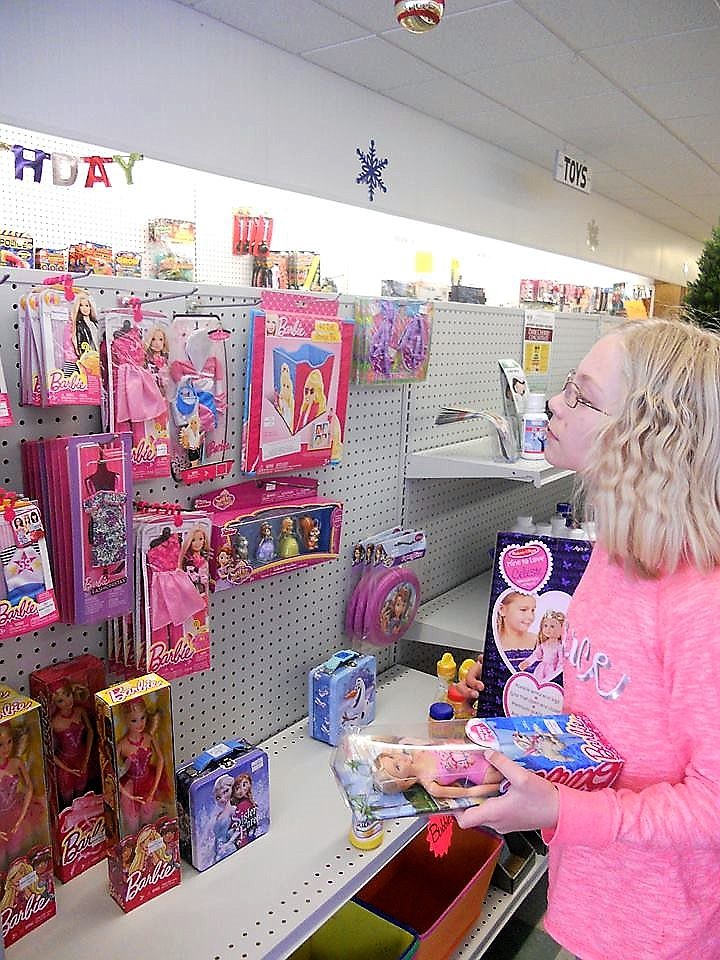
[0,0,700,284]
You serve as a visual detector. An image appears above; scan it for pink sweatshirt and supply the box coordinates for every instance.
[544,546,720,960]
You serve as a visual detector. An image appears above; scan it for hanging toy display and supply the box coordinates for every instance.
[394,0,445,33]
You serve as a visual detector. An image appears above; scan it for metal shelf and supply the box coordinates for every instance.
[406,437,573,487]
[404,573,492,651]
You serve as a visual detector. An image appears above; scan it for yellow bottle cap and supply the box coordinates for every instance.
[458,658,476,683]
[436,652,457,681]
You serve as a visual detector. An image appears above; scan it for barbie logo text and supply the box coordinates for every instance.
[131,437,157,465]
[0,699,34,719]
[205,439,231,456]
[48,369,87,392]
[276,315,311,338]
[148,637,195,670]
[125,860,176,902]
[108,675,160,703]
[539,761,620,791]
[0,596,38,630]
[62,818,106,864]
[2,891,54,937]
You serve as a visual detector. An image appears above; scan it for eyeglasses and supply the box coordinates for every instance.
[562,371,609,416]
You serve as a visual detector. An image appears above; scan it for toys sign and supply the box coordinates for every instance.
[553,150,592,194]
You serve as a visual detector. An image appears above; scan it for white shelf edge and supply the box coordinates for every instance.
[406,438,573,487]
[404,572,492,650]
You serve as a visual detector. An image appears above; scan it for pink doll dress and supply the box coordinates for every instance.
[111,327,167,425]
[54,719,89,803]
[433,749,492,787]
[119,743,163,834]
[534,641,562,682]
[146,535,206,630]
[0,771,44,869]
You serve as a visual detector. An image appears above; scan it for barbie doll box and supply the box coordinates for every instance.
[29,654,107,883]
[0,684,56,947]
[95,673,180,913]
[308,650,376,746]
[176,738,270,871]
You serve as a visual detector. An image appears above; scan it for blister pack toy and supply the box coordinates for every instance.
[353,298,432,384]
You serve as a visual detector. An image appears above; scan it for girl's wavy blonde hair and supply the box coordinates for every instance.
[580,316,720,578]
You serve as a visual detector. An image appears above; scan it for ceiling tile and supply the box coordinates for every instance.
[633,76,720,120]
[303,36,440,90]
[384,3,567,73]
[591,169,650,199]
[694,139,720,165]
[621,160,720,197]
[461,53,613,107]
[192,0,369,53]
[318,0,500,33]
[528,91,649,138]
[670,193,720,219]
[650,211,716,240]
[566,122,696,168]
[665,115,720,144]
[584,27,720,88]
[386,76,498,120]
[520,0,720,50]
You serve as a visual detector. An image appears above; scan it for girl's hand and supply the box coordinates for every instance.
[455,749,559,833]
[456,657,484,701]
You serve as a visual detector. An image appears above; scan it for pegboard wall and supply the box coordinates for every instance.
[0,122,607,766]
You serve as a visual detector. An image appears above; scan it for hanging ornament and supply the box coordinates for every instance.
[395,0,445,33]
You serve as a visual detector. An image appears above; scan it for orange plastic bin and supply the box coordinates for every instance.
[354,826,502,960]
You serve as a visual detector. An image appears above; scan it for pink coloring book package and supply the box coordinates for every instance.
[241,290,353,475]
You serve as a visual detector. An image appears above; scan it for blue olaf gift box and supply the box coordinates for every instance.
[308,650,376,745]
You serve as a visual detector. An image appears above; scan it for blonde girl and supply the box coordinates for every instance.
[518,610,565,681]
[297,369,327,428]
[494,590,537,670]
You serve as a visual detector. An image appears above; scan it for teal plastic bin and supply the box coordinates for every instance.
[288,900,418,959]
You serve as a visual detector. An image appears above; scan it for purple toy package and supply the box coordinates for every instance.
[353,298,433,384]
[176,739,270,871]
[68,433,134,624]
[478,533,593,718]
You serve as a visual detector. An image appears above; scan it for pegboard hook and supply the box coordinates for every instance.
[0,273,9,286]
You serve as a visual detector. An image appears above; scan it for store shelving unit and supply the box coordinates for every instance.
[406,437,572,487]
[15,666,544,960]
[404,573,492,650]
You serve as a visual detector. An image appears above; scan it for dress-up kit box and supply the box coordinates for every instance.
[29,655,107,883]
[308,650,377,746]
[241,290,353,475]
[95,674,181,913]
[176,738,270,872]
[0,685,56,946]
[478,533,593,718]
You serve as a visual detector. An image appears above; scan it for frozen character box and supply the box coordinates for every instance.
[95,674,180,913]
[308,650,376,746]
[176,739,270,872]
[478,533,593,719]
[332,715,623,825]
[30,654,107,883]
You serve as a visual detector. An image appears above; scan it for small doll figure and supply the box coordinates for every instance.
[117,698,167,835]
[51,680,95,809]
[518,610,565,681]
[180,526,210,599]
[278,517,300,559]
[144,326,170,396]
[0,724,37,872]
[298,515,320,551]
[372,742,503,799]
[230,773,258,849]
[212,773,240,861]
[216,544,234,581]
[256,522,276,564]
[180,410,204,465]
[231,532,249,563]
[297,370,327,430]
[277,363,295,430]
[64,291,99,378]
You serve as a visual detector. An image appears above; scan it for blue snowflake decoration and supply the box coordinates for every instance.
[356,139,388,202]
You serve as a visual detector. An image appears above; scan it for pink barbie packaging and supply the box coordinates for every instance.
[0,500,59,642]
[0,355,13,427]
[37,286,102,406]
[95,673,181,913]
[29,655,107,883]
[194,478,342,589]
[241,290,353,475]
[0,685,56,946]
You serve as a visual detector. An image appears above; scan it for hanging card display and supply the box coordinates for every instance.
[0,500,59,641]
[477,532,592,719]
[166,314,232,484]
[241,290,353,475]
[353,298,432,384]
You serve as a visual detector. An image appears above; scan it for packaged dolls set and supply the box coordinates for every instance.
[128,507,212,681]
[0,684,56,946]
[308,649,377,746]
[18,282,102,407]
[241,290,353,475]
[21,433,134,625]
[29,654,107,883]
[194,477,343,588]
[0,492,59,642]
[352,298,433,384]
[332,715,623,826]
[95,673,181,913]
[478,531,593,719]
[176,738,270,872]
